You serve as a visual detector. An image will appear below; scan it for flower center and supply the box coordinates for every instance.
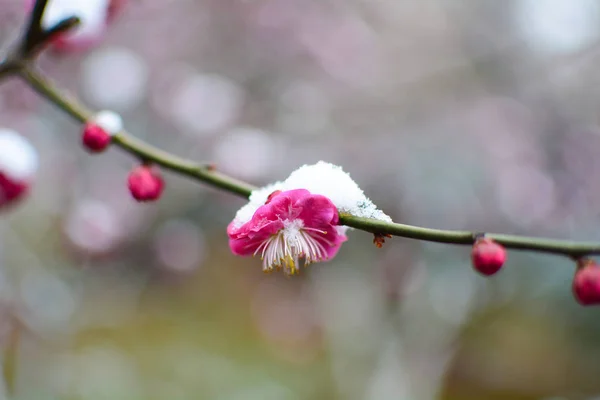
[254,219,329,275]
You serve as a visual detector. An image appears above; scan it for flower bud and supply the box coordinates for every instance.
[81,110,122,153]
[471,237,506,276]
[127,165,164,202]
[82,123,110,152]
[573,259,600,306]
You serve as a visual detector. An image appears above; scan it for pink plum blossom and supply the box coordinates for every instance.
[227,189,347,275]
[0,174,29,208]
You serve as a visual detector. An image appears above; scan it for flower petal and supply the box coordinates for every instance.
[227,218,283,256]
[227,188,347,270]
[263,188,310,221]
[296,194,339,227]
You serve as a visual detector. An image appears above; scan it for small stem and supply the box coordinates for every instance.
[0,62,19,79]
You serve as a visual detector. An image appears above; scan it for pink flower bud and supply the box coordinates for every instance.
[471,238,507,276]
[0,130,38,210]
[82,123,110,152]
[0,173,29,208]
[127,165,164,202]
[81,110,122,153]
[573,259,600,306]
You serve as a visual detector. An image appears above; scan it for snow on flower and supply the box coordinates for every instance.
[231,161,392,228]
[228,189,347,275]
[228,161,391,274]
[0,129,39,209]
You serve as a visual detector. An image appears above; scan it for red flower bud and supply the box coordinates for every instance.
[82,123,111,153]
[0,173,29,208]
[127,165,164,202]
[573,259,600,306]
[471,238,506,276]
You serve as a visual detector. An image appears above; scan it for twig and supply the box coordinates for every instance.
[9,0,79,61]
[23,0,49,45]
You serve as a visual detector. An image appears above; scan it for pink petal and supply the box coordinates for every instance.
[227,218,283,256]
[50,32,105,53]
[0,173,29,209]
[227,190,301,256]
[227,188,348,264]
[309,223,347,260]
[323,229,348,259]
[296,194,339,227]
[264,188,310,220]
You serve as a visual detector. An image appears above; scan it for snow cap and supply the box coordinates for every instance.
[232,161,392,228]
[0,129,39,181]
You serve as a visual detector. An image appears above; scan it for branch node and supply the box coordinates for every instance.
[373,233,392,248]
[472,232,486,243]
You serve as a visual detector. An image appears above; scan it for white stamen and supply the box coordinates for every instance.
[258,219,329,274]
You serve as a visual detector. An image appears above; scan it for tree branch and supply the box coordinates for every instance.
[13,66,600,258]
[15,0,81,60]
[3,0,600,262]
[20,0,49,56]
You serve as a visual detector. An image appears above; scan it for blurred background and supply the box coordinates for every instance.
[1,0,600,399]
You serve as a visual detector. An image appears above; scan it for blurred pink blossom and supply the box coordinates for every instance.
[0,129,38,209]
[25,0,127,53]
